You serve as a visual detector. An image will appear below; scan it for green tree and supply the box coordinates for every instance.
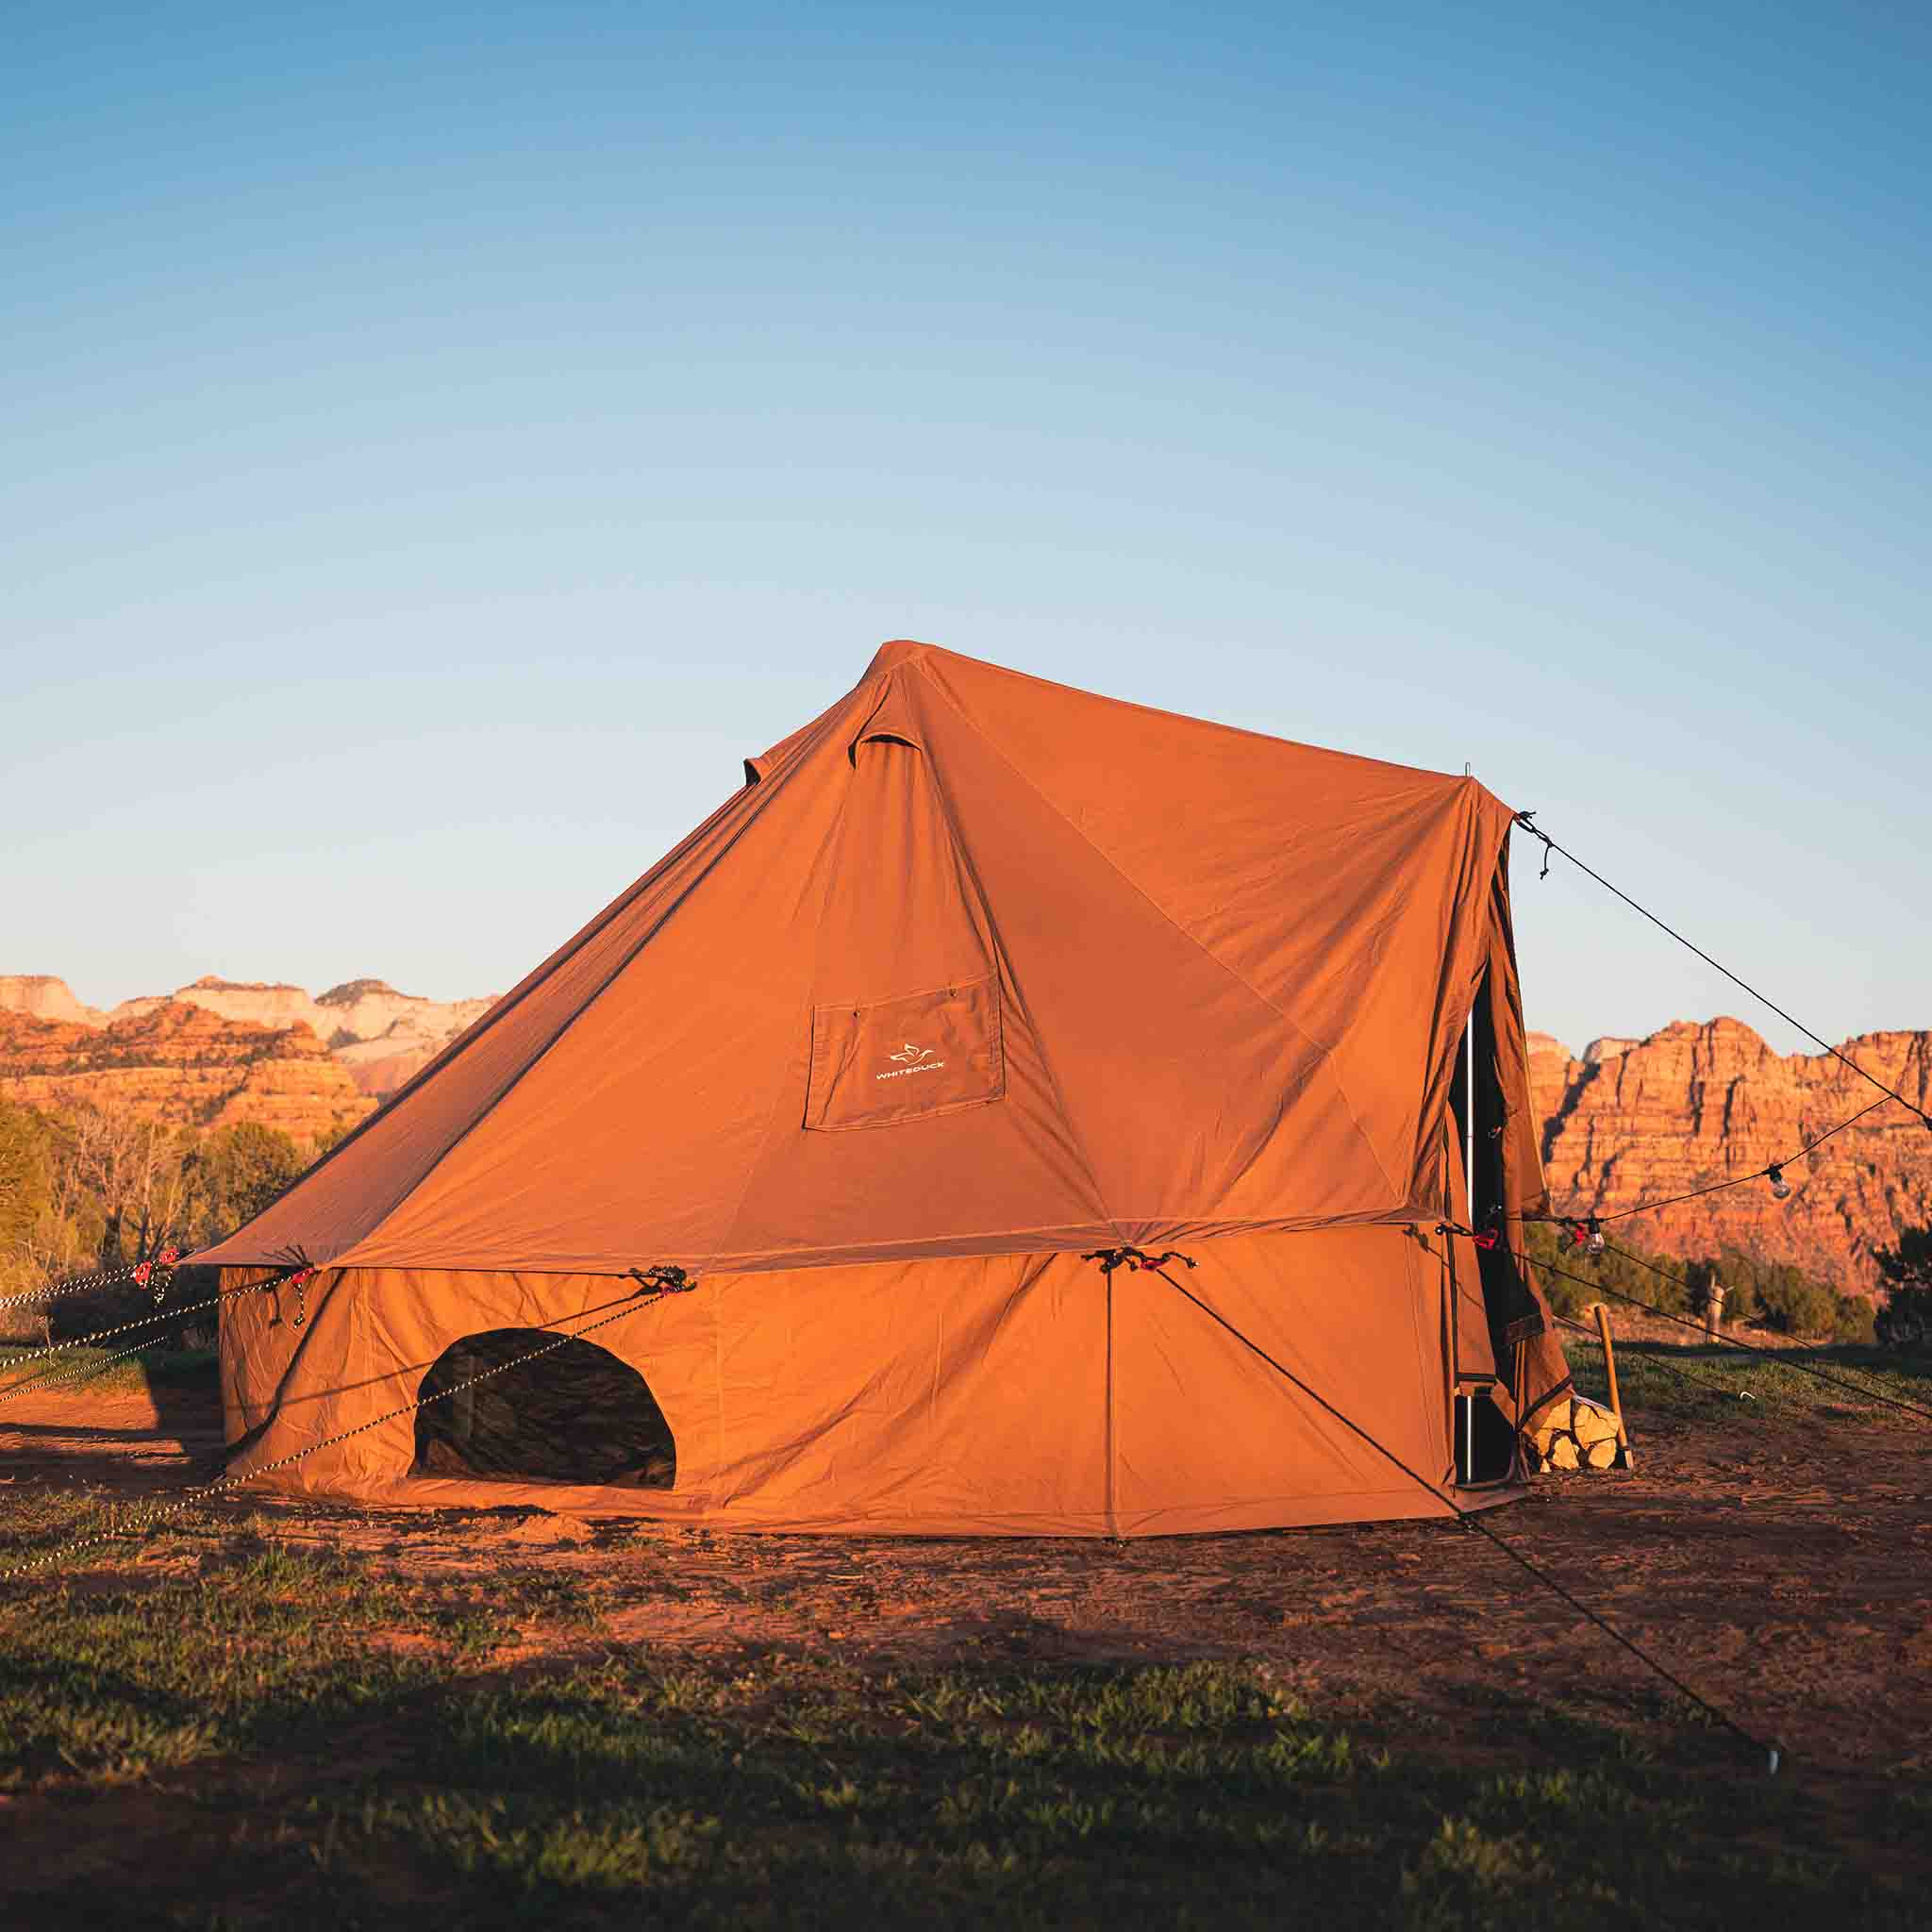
[1873,1224,1932,1349]
[0,1101,54,1300]
[192,1123,306,1243]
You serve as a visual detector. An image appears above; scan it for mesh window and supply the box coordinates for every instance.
[414,1328,676,1487]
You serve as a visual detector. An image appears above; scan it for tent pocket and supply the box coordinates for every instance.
[806,974,1005,1131]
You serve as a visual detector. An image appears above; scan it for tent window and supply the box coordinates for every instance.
[413,1328,676,1488]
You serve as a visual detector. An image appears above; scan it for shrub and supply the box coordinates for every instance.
[1522,1221,1871,1341]
[1832,1296,1878,1346]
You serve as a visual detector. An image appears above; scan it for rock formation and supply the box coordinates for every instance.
[0,1002,373,1143]
[315,980,495,1096]
[0,975,105,1028]
[1530,1018,1932,1294]
[0,974,495,1101]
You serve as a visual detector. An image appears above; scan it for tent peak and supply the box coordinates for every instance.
[865,639,941,676]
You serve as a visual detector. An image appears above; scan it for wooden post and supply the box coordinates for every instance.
[1705,1280,1725,1340]
[1592,1302,1634,1468]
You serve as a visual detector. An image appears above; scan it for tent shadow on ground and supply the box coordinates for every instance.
[131,1357,225,1464]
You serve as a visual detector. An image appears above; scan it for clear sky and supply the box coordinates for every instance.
[5,3,1925,1056]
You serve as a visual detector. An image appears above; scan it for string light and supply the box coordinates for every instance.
[1766,1165,1792,1201]
[1564,1216,1606,1258]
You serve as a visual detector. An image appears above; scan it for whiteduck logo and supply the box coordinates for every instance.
[877,1041,944,1081]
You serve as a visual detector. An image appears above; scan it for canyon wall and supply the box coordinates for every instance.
[1528,1018,1932,1293]
[0,1002,375,1144]
[0,974,496,1104]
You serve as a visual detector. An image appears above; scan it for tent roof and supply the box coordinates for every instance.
[197,641,1520,1276]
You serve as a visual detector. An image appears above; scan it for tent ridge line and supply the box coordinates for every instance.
[908,658,1405,1204]
[325,694,864,1266]
[909,641,1482,790]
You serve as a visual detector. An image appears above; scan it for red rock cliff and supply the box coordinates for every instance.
[1528,1019,1932,1293]
[0,1003,375,1145]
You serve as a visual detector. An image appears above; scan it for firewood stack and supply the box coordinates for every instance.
[1524,1393,1629,1473]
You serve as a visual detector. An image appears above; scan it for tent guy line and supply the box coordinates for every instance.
[0,1274,688,1583]
[1553,1312,1765,1406]
[0,1271,284,1410]
[1144,1256,1782,1775]
[0,1255,168,1313]
[1513,811,1932,1131]
[1511,1242,1932,1424]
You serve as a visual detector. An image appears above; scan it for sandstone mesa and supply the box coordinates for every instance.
[0,973,499,1143]
[1527,1017,1932,1294]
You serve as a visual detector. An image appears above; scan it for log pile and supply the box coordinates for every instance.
[1524,1393,1629,1473]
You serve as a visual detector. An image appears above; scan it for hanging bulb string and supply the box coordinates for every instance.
[1517,1093,1904,1229]
[1144,1258,1781,1773]
[1514,1242,1932,1425]
[1513,813,1932,1132]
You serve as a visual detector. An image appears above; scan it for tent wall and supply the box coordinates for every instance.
[220,1228,1505,1536]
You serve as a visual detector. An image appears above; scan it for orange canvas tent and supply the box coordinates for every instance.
[196,641,1570,1534]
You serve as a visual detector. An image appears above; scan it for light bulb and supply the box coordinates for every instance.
[1585,1217,1605,1258]
[1767,1166,1791,1202]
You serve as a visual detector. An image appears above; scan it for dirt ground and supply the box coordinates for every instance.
[3,1369,1926,1791]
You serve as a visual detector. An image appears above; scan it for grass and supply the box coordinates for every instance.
[1561,1329,1932,1423]
[0,1343,220,1396]
[0,1499,1924,1927]
[0,1340,1925,1923]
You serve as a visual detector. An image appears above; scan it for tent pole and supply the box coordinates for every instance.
[1463,759,1475,1224]
[1466,1015,1475,1224]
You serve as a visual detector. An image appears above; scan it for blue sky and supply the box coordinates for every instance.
[4,3,1925,1056]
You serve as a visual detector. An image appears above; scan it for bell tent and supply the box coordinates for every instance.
[195,641,1570,1535]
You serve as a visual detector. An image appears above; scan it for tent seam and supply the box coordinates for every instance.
[313,1206,1449,1276]
[899,682,1122,1230]
[908,661,1407,1206]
